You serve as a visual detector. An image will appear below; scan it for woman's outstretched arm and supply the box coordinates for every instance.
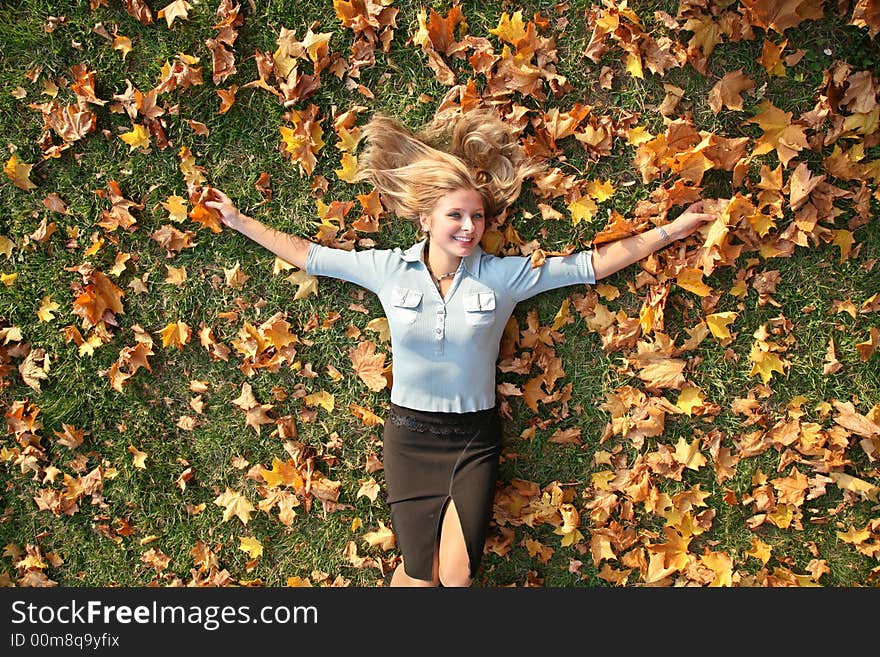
[590,201,714,280]
[205,190,313,270]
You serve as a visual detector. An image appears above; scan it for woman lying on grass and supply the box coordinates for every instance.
[206,107,713,587]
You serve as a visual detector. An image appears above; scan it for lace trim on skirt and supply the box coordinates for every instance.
[387,403,496,437]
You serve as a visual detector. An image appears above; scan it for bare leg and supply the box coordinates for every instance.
[437,500,473,587]
[389,555,439,587]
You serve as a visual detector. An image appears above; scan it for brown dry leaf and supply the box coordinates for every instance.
[855,326,879,362]
[744,99,808,167]
[286,269,319,300]
[356,477,380,502]
[823,337,843,374]
[71,268,125,331]
[54,424,86,450]
[20,348,50,392]
[708,69,755,113]
[363,521,395,551]
[349,340,388,391]
[217,85,237,114]
[349,403,384,427]
[741,0,824,34]
[123,0,153,24]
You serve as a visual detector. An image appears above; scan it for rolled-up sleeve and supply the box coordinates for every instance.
[305,243,388,293]
[495,250,595,302]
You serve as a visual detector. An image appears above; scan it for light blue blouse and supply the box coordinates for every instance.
[306,239,595,413]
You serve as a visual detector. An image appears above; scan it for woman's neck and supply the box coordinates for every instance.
[424,242,461,278]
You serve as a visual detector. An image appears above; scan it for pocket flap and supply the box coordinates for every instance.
[464,291,495,312]
[391,286,423,308]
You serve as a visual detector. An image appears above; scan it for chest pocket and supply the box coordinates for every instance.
[463,291,496,327]
[389,286,423,324]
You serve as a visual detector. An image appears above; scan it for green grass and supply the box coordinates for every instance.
[1,1,878,588]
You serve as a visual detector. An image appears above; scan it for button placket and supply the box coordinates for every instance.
[433,304,446,355]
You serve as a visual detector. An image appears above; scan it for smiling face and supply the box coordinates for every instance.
[419,187,486,268]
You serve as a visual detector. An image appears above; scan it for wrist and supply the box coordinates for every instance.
[654,225,672,246]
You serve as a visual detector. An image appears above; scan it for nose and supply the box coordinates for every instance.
[461,215,474,231]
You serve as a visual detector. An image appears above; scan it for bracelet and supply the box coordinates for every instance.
[655,226,672,245]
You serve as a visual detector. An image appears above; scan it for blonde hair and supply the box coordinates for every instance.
[356,108,542,221]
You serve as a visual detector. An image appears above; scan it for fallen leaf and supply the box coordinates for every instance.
[128,445,148,469]
[214,487,255,525]
[4,155,37,191]
[239,536,263,559]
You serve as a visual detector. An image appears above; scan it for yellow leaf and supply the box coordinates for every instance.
[673,437,707,471]
[729,280,748,297]
[555,527,585,547]
[676,385,706,416]
[83,236,104,257]
[300,29,332,64]
[161,195,188,222]
[627,126,654,146]
[214,487,255,525]
[304,390,335,412]
[335,152,358,183]
[128,445,148,469]
[551,298,572,331]
[259,457,303,489]
[239,536,263,560]
[1,272,19,287]
[567,195,598,226]
[349,341,388,392]
[746,537,772,564]
[748,344,787,384]
[625,52,643,78]
[159,321,191,349]
[706,311,737,340]
[37,296,60,322]
[829,472,880,502]
[747,211,776,237]
[4,155,37,191]
[703,216,729,251]
[119,124,150,151]
[584,179,615,202]
[113,35,132,60]
[676,267,712,297]
[286,269,318,300]
[363,521,396,550]
[488,10,527,44]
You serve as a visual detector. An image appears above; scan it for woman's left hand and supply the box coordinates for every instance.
[666,201,715,241]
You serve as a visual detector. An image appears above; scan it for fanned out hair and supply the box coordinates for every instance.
[355,108,543,221]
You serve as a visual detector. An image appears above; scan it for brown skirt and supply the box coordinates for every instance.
[382,402,502,582]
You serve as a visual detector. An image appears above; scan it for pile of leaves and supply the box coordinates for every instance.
[1,0,879,587]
